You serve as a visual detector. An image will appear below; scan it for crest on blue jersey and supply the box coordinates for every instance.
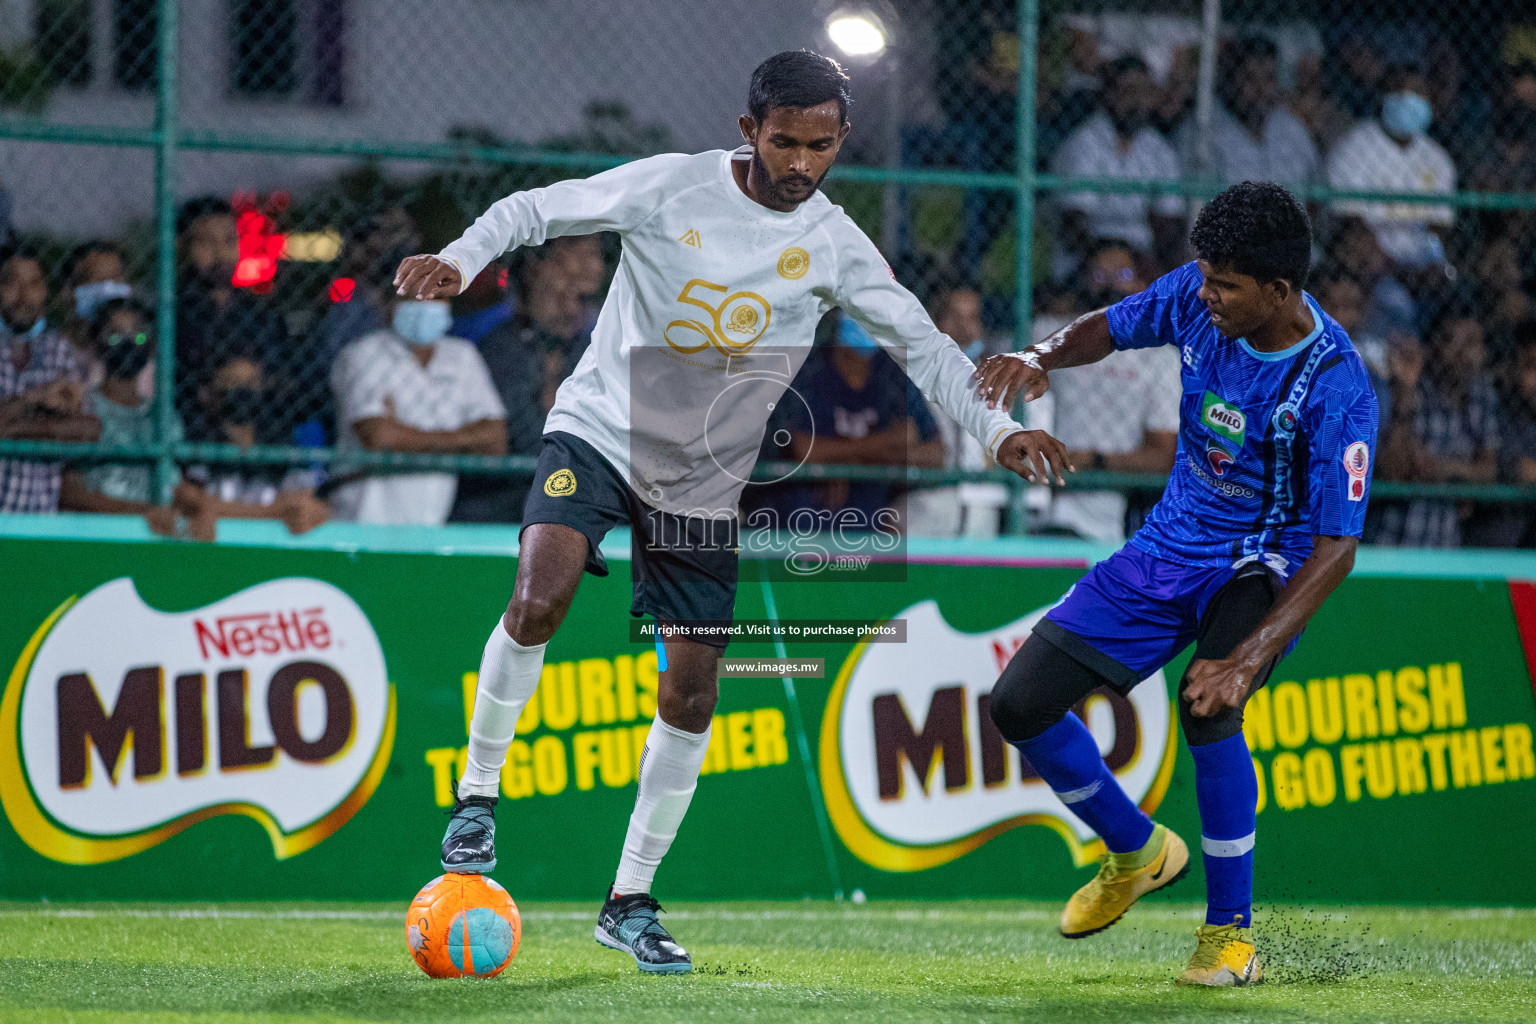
[1205,438,1235,477]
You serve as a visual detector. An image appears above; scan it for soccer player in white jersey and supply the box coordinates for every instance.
[394,51,1071,973]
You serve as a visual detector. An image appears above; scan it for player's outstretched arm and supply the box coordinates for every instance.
[973,308,1117,410]
[1183,535,1359,717]
[396,154,692,300]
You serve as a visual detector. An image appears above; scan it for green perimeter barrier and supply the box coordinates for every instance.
[1,515,1534,905]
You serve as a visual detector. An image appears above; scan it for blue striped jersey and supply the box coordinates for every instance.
[1103,262,1379,571]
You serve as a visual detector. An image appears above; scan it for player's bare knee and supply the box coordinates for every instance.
[658,672,718,734]
[502,592,567,647]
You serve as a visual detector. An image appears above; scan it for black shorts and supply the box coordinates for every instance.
[520,431,739,647]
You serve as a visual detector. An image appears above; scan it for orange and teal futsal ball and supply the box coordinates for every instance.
[406,874,522,978]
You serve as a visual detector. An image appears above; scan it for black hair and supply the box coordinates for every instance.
[747,50,851,124]
[1190,181,1313,289]
[87,296,152,339]
[1424,288,1481,343]
[1229,33,1278,67]
[63,239,124,283]
[1102,54,1150,89]
[0,241,42,275]
[1307,260,1361,291]
[176,195,233,237]
[1383,62,1426,92]
[1082,236,1137,266]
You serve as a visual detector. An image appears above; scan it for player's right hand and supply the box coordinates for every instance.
[973,350,1050,409]
[393,255,463,300]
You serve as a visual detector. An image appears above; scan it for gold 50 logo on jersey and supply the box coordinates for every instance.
[664,279,772,356]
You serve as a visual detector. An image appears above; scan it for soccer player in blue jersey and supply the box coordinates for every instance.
[976,182,1378,986]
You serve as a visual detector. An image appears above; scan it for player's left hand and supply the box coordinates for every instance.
[1183,657,1257,717]
[994,429,1074,486]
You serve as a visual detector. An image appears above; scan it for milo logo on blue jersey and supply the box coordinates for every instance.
[1200,391,1246,447]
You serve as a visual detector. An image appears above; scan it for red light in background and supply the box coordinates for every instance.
[329,277,356,303]
[230,195,287,291]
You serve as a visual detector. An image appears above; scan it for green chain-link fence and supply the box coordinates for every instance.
[2,0,1536,544]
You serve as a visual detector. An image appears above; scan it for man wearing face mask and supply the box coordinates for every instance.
[330,296,507,525]
[172,345,330,536]
[752,310,944,525]
[58,299,183,530]
[1051,54,1186,276]
[450,248,592,523]
[0,247,101,514]
[1326,64,1456,274]
[61,240,137,392]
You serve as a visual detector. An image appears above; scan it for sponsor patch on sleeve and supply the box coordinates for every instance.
[1343,441,1369,501]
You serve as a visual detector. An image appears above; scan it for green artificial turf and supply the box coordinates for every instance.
[0,900,1531,1023]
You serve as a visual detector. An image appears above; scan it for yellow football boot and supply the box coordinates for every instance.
[1176,918,1264,987]
[1060,823,1190,938]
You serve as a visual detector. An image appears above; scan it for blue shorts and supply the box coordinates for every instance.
[1036,546,1293,693]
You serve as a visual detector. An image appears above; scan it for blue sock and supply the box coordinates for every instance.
[1190,733,1257,928]
[1014,714,1154,854]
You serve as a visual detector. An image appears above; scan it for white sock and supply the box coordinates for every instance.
[612,716,711,896]
[457,621,547,800]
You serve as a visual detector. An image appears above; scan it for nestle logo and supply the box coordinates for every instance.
[194,608,332,660]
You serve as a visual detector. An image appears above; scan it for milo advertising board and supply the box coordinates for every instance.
[1,522,1534,904]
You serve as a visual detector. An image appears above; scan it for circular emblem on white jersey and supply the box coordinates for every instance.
[777,247,810,280]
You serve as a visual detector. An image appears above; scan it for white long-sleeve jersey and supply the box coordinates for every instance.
[438,147,1023,516]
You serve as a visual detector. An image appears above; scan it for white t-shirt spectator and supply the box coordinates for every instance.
[331,330,506,526]
[1034,324,1182,542]
[1051,112,1184,257]
[1178,103,1319,187]
[1326,122,1455,267]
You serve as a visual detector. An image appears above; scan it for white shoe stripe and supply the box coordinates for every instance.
[1201,832,1256,857]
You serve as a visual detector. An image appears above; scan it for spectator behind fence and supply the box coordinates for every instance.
[1375,304,1498,548]
[174,345,329,536]
[1326,63,1455,275]
[751,312,942,530]
[330,297,507,526]
[312,206,421,371]
[1491,326,1536,544]
[1033,240,1179,542]
[57,299,182,532]
[175,196,287,429]
[1470,234,1534,371]
[1309,263,1392,433]
[450,246,592,523]
[1327,217,1418,349]
[547,234,609,332]
[60,239,134,393]
[1050,54,1185,276]
[1177,34,1318,189]
[1462,324,1536,548]
[0,247,100,513]
[906,281,1007,537]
